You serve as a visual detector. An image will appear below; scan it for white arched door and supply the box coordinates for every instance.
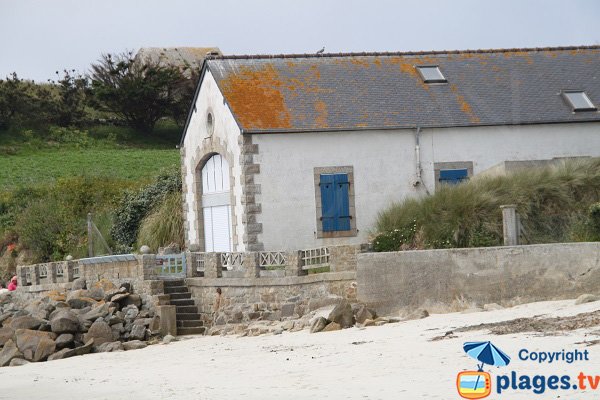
[201,154,232,252]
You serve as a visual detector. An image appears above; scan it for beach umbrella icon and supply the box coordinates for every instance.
[463,341,511,371]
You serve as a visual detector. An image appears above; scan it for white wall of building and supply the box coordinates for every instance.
[182,70,245,250]
[253,123,600,250]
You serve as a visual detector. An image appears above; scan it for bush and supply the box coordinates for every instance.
[136,191,184,252]
[110,166,182,250]
[374,158,600,252]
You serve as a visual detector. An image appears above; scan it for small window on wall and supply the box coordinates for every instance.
[314,166,357,238]
[439,168,469,185]
[434,161,473,189]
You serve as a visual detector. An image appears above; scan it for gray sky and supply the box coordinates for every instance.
[1,0,600,81]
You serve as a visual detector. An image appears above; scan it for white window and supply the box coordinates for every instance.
[562,91,597,112]
[417,66,447,83]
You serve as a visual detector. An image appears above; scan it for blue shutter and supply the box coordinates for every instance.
[439,169,468,185]
[334,174,351,230]
[320,174,336,232]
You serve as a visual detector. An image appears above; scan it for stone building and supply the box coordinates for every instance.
[179,45,600,252]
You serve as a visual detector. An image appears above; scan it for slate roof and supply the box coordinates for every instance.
[203,46,600,133]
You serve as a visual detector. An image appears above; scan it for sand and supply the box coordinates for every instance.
[1,299,600,399]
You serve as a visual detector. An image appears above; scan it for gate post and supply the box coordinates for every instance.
[501,204,519,246]
[204,253,222,279]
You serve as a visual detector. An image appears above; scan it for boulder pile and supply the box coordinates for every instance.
[0,278,159,367]
[207,298,403,337]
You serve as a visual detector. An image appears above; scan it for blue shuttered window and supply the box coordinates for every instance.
[320,173,351,232]
[439,168,469,185]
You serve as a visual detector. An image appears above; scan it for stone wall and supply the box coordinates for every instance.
[187,272,357,326]
[357,242,600,315]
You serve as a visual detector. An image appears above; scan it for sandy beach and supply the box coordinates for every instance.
[1,299,600,400]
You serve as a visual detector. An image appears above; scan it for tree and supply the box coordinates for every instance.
[89,51,192,133]
[0,73,38,130]
[52,69,89,127]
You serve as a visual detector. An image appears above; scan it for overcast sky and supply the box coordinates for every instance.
[1,0,600,81]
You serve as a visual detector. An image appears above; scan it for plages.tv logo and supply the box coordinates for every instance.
[456,341,511,399]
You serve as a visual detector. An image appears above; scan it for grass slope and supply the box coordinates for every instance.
[374,158,600,251]
[0,148,179,188]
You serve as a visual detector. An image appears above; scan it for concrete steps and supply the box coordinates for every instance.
[162,280,205,336]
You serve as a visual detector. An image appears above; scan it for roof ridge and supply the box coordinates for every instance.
[207,45,600,60]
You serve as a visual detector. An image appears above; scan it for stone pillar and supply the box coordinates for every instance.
[156,305,177,336]
[285,251,306,277]
[65,261,76,282]
[204,253,222,279]
[242,252,260,278]
[18,265,27,287]
[329,245,359,272]
[48,262,58,284]
[501,204,519,246]
[185,251,195,278]
[30,265,40,286]
[140,254,157,280]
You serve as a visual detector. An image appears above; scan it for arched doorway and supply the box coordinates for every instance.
[201,154,232,252]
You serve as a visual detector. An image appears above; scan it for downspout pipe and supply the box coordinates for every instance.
[413,126,431,195]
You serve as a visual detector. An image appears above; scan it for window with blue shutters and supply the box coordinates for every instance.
[320,173,351,232]
[439,168,469,185]
[314,166,357,238]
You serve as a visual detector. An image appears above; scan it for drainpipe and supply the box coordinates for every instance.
[413,126,430,195]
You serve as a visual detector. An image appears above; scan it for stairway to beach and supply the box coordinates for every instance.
[162,279,206,336]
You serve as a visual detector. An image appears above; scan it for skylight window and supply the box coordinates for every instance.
[562,91,597,112]
[417,66,447,83]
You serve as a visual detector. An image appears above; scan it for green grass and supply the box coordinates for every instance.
[0,147,179,188]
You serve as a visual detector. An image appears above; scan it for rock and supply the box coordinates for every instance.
[55,333,74,349]
[322,322,342,332]
[0,326,14,346]
[121,294,142,308]
[120,282,132,293]
[354,304,375,324]
[46,291,66,302]
[122,340,147,351]
[575,294,599,305]
[162,334,175,344]
[308,296,343,311]
[67,297,97,310]
[483,303,505,311]
[310,317,328,333]
[281,320,295,331]
[107,314,124,325]
[92,279,116,293]
[327,300,355,328]
[129,324,146,341]
[9,358,29,367]
[290,321,305,332]
[0,339,23,367]
[96,341,123,352]
[461,308,483,314]
[14,329,56,362]
[272,328,283,335]
[375,320,388,326]
[363,319,375,327]
[214,314,227,326]
[9,316,44,331]
[48,339,93,361]
[80,303,110,322]
[110,293,129,303]
[72,278,86,290]
[281,303,296,318]
[47,348,71,361]
[87,287,105,301]
[123,305,139,321]
[84,320,113,347]
[50,310,79,334]
[0,312,12,324]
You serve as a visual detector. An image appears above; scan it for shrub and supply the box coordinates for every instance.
[110,166,182,250]
[136,191,184,252]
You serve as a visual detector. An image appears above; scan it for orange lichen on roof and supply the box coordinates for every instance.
[504,51,533,64]
[314,100,329,128]
[349,57,371,67]
[373,58,382,67]
[219,64,291,130]
[455,94,480,123]
[309,65,321,79]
